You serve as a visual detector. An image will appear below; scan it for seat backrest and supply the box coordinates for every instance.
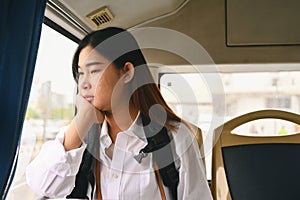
[211,109,300,200]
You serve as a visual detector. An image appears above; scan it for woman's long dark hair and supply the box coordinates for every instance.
[72,27,181,130]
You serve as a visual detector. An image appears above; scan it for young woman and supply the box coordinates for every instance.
[26,27,212,200]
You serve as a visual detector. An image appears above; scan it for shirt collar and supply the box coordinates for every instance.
[126,111,146,139]
[99,112,147,147]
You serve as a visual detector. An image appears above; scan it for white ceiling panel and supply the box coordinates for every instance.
[53,0,188,30]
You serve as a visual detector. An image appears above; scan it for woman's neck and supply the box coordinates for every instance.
[104,104,139,143]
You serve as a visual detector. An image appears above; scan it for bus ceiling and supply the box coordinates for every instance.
[45,0,300,65]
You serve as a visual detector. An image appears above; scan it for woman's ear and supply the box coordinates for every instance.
[123,62,135,83]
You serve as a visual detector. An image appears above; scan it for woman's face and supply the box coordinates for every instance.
[77,45,124,112]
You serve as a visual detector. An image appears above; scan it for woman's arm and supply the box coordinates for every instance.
[26,95,103,198]
[26,128,86,198]
[64,95,103,151]
[174,123,213,200]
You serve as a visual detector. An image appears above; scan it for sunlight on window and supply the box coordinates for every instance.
[161,71,300,136]
[160,69,300,180]
[6,24,78,200]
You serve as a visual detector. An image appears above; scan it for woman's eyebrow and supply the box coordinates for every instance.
[78,61,105,69]
[85,61,105,67]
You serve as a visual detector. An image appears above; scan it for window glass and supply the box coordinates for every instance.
[6,24,77,200]
[160,70,300,179]
[223,72,300,135]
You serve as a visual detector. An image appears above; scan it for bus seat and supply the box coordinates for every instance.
[211,109,300,200]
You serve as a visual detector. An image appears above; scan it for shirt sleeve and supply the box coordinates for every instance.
[26,126,87,198]
[173,123,213,200]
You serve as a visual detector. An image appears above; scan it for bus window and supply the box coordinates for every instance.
[232,119,299,136]
[160,72,216,180]
[6,24,77,200]
[224,71,300,136]
[160,68,300,180]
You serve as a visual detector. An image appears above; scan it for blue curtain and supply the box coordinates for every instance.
[0,0,47,198]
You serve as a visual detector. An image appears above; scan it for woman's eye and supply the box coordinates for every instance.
[78,72,84,76]
[91,69,102,74]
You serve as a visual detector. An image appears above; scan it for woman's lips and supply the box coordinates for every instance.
[84,96,94,102]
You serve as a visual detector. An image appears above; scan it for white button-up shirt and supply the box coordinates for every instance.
[26,114,213,200]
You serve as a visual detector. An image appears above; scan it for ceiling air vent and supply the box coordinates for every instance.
[86,6,114,29]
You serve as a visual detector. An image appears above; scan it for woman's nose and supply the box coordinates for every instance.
[80,77,92,90]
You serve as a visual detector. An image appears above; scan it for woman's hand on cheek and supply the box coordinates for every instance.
[63,95,104,151]
[75,94,104,125]
[72,95,104,139]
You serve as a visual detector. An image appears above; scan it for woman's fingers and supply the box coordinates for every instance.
[76,94,104,125]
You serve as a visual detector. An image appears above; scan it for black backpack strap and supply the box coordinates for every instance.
[67,124,99,199]
[66,149,95,199]
[139,113,179,200]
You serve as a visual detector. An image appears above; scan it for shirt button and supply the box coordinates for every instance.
[112,174,119,179]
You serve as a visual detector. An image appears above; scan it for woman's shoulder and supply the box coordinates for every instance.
[169,120,197,153]
[170,120,194,138]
